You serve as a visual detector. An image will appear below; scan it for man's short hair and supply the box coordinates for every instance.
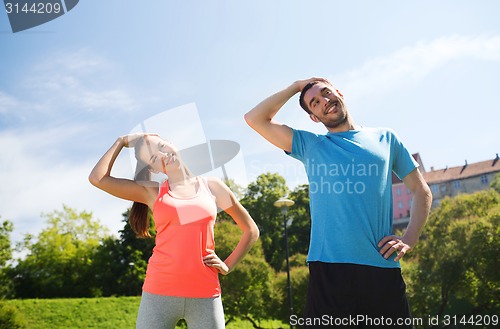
[299,81,319,114]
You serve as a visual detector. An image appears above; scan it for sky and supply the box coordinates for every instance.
[1,0,499,246]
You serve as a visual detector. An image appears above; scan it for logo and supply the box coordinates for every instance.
[129,103,247,186]
[4,0,79,33]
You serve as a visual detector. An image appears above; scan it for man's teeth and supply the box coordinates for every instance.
[326,104,336,114]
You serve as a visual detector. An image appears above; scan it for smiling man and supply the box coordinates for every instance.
[245,78,432,328]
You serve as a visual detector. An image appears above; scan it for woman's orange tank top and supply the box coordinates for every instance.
[142,176,221,298]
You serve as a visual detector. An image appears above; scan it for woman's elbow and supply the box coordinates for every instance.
[249,224,260,243]
[88,172,101,187]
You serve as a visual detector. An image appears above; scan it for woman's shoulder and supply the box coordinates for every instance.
[204,176,225,189]
[203,176,231,196]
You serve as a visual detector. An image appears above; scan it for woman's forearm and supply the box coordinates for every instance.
[89,137,124,186]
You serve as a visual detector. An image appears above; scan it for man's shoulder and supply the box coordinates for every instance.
[292,128,329,141]
[360,126,401,142]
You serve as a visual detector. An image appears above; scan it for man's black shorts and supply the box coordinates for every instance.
[303,262,413,328]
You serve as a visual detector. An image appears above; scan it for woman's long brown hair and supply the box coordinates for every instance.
[129,138,153,238]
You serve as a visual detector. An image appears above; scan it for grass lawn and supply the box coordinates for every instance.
[7,297,140,329]
[6,297,286,328]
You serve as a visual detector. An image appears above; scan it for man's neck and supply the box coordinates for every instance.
[326,116,359,133]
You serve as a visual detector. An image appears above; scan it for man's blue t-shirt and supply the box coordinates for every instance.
[287,127,418,268]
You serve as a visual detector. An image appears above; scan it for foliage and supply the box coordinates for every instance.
[404,190,500,326]
[90,209,155,297]
[0,220,13,268]
[224,178,245,200]
[0,301,25,329]
[215,221,275,326]
[241,173,289,270]
[117,208,156,262]
[287,185,311,257]
[0,219,14,299]
[11,206,109,298]
[90,237,144,297]
[271,257,309,323]
[491,172,500,194]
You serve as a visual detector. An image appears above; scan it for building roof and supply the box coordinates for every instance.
[422,155,500,184]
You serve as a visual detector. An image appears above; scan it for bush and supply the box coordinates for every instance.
[271,262,309,322]
[0,301,25,329]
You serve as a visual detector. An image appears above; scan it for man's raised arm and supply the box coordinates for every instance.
[244,78,320,153]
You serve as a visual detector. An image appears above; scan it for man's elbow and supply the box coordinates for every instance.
[417,183,433,206]
[244,111,256,128]
[424,183,432,200]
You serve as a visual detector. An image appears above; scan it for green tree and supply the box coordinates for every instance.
[271,260,309,323]
[0,219,14,299]
[491,172,500,194]
[91,209,155,296]
[118,209,156,262]
[404,190,500,327]
[241,172,289,270]
[215,220,275,327]
[287,184,311,257]
[12,205,109,298]
[224,178,245,200]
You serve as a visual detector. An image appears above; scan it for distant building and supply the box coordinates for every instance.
[392,153,500,231]
[423,154,500,207]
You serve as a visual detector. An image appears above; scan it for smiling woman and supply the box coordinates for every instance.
[88,132,259,329]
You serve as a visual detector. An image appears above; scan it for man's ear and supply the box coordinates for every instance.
[336,89,344,98]
[309,114,320,123]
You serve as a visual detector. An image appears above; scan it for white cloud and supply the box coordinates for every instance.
[0,91,20,114]
[18,49,139,115]
[74,89,137,112]
[0,127,135,244]
[339,34,500,100]
[33,48,113,75]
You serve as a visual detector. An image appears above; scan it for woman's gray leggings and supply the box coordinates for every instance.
[136,291,225,329]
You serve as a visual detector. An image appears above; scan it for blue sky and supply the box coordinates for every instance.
[1,0,500,244]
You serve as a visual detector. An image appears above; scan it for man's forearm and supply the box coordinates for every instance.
[403,186,432,247]
[244,82,300,126]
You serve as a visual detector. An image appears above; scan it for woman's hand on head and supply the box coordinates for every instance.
[121,133,159,148]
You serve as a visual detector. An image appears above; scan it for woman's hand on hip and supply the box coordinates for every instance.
[203,252,229,275]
